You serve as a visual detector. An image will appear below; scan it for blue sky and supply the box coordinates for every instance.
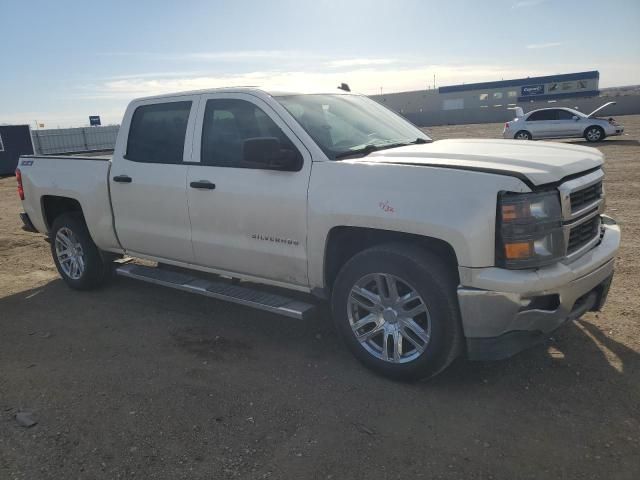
[1,0,639,127]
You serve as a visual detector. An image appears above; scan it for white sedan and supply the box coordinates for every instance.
[503,102,624,142]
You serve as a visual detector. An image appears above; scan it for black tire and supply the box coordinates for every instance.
[514,130,532,140]
[331,243,463,381]
[50,213,111,290]
[584,125,605,143]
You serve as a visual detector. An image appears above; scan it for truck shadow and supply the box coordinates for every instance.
[564,139,639,147]
[432,316,640,392]
[2,278,638,392]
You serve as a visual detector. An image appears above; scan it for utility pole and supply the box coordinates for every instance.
[433,73,436,90]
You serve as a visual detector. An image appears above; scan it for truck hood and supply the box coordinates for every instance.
[358,139,604,186]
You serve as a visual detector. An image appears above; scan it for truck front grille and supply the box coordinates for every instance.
[570,181,602,213]
[567,216,601,254]
[559,170,605,260]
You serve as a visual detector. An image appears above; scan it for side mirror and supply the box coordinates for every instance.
[242,137,302,171]
[572,116,579,121]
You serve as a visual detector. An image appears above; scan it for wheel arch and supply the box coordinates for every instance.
[41,195,85,233]
[322,226,459,297]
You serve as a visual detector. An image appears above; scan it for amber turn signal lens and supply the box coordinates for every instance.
[501,205,517,221]
[504,242,532,259]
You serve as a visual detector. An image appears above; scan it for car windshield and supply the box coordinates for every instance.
[275,94,431,160]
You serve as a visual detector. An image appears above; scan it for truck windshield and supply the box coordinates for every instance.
[276,94,431,160]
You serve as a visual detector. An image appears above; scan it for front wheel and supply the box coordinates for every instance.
[331,244,463,381]
[584,126,605,143]
[50,213,111,290]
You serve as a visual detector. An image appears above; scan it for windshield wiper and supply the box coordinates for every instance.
[334,138,429,160]
[335,143,388,159]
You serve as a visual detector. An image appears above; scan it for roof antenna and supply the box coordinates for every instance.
[338,82,351,92]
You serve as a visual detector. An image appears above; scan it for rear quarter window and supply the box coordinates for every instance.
[126,101,192,164]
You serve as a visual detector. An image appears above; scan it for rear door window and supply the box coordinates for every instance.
[126,101,192,164]
[527,110,558,121]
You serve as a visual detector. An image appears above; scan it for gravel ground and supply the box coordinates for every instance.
[1,117,639,480]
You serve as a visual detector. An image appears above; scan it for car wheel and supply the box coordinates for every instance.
[50,213,111,290]
[514,130,532,140]
[584,126,605,142]
[331,243,463,381]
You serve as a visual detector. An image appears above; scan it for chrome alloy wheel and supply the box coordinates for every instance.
[515,131,530,140]
[55,227,85,280]
[347,273,431,363]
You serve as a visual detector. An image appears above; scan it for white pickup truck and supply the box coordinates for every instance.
[17,87,620,380]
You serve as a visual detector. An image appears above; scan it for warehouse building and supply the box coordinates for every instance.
[371,70,605,126]
[437,70,600,106]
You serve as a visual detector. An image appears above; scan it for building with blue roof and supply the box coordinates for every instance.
[370,71,602,126]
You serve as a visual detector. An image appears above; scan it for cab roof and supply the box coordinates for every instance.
[132,86,355,103]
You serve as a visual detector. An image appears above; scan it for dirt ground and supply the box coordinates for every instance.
[1,118,639,480]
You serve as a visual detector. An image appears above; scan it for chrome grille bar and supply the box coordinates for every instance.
[558,169,604,221]
[558,169,605,262]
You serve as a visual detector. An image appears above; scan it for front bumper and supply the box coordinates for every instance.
[458,217,620,361]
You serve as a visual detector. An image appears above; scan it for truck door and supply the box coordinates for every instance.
[110,96,199,263]
[186,93,312,286]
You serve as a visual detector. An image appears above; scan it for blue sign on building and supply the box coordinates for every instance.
[89,116,101,126]
[521,84,545,97]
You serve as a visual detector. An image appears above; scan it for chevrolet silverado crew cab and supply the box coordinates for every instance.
[17,87,620,380]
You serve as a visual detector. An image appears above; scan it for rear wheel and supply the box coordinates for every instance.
[50,213,111,290]
[514,130,532,140]
[331,243,462,381]
[584,126,605,142]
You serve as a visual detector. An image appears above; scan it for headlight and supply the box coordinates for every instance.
[496,191,564,269]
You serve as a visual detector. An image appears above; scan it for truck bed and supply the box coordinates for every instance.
[18,153,121,253]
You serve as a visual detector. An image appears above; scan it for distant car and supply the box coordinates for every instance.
[503,102,624,142]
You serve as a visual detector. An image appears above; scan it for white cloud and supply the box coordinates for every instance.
[526,42,563,49]
[325,58,397,68]
[185,50,299,61]
[104,71,207,80]
[99,50,316,63]
[73,64,554,101]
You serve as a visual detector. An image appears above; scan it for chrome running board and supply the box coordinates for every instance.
[115,264,316,320]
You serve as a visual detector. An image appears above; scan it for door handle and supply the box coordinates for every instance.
[190,180,216,190]
[113,175,132,183]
